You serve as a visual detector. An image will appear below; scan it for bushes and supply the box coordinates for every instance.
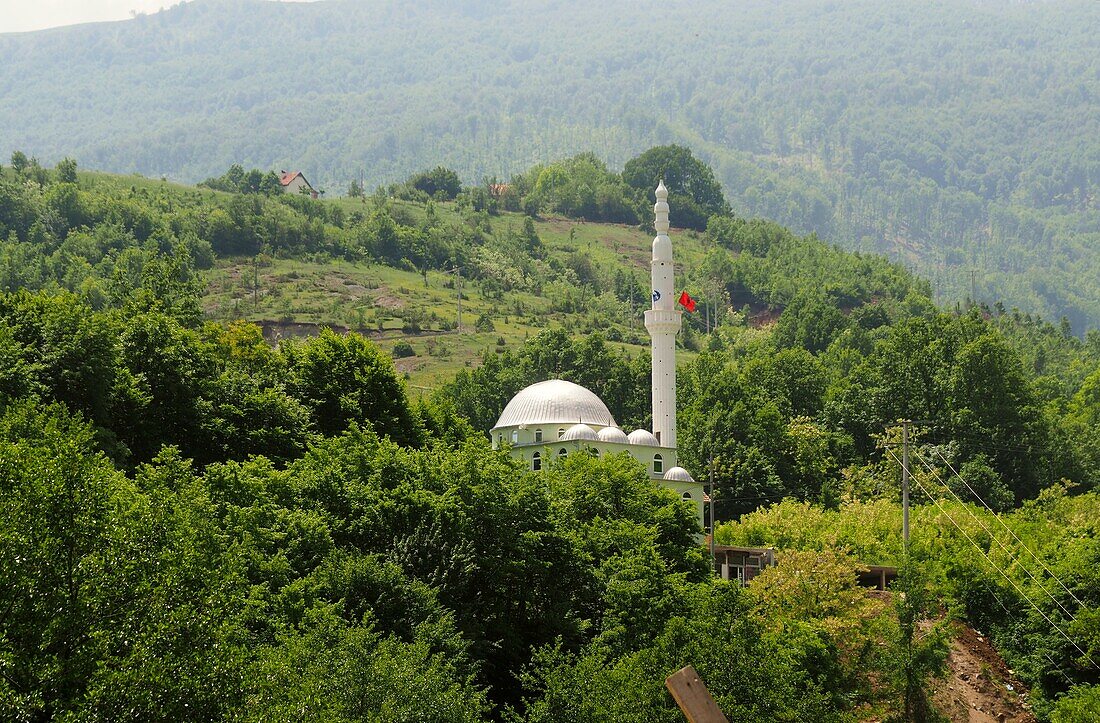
[407,166,463,201]
[717,494,1100,715]
[1052,686,1100,722]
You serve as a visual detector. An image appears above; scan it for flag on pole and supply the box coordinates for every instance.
[678,291,697,312]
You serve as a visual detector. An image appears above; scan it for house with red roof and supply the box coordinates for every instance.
[279,170,318,198]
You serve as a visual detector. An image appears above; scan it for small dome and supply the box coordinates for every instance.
[561,423,599,442]
[627,429,660,447]
[597,426,629,443]
[663,466,695,483]
[493,380,616,430]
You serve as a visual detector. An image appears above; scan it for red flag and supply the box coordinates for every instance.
[678,291,697,312]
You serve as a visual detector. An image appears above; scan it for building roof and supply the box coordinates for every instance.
[279,170,312,188]
[626,429,660,447]
[597,426,630,443]
[561,423,599,442]
[493,379,616,430]
[663,466,695,482]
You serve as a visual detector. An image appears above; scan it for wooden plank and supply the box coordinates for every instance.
[664,665,729,723]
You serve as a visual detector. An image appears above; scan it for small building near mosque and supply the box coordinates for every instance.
[713,545,778,584]
[712,544,898,590]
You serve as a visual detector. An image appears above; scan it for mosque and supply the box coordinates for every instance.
[491,182,706,526]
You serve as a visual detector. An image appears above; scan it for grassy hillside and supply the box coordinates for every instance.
[0,162,918,392]
[2,0,1100,330]
[202,205,705,389]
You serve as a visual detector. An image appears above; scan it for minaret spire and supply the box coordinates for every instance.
[654,179,670,234]
[644,180,681,447]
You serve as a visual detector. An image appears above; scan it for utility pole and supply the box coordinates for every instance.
[448,266,463,330]
[709,455,716,572]
[901,419,911,554]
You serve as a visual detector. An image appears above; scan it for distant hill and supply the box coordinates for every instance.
[2,0,1099,329]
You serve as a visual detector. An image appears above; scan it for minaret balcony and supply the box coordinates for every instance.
[644,309,682,334]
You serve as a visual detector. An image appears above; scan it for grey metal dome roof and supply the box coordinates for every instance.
[493,380,616,430]
[596,426,630,443]
[663,466,695,483]
[627,429,660,447]
[561,423,599,442]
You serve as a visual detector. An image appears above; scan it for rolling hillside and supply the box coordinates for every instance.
[1,158,1099,720]
[2,0,1099,329]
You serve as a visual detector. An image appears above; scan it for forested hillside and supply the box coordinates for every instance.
[2,0,1099,330]
[0,149,928,385]
[1,154,1099,719]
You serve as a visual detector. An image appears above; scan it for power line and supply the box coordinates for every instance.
[884,448,1096,669]
[897,458,1090,670]
[910,448,1081,624]
[885,425,1041,456]
[929,447,1088,611]
[980,577,1076,687]
[716,493,795,503]
[933,431,1039,455]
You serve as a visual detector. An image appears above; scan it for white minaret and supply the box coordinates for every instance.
[644,180,681,448]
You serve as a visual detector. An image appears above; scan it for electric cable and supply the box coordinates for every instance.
[981,577,1076,686]
[909,448,1082,624]
[885,448,1096,669]
[929,446,1088,610]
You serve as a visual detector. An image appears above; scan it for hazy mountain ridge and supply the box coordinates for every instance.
[2,0,1099,328]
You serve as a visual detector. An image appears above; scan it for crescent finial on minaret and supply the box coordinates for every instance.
[654,180,670,235]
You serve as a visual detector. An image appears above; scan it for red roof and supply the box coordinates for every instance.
[279,171,303,186]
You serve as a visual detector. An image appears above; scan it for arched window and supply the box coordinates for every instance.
[557,428,565,440]
[559,448,568,459]
[653,454,663,474]
[534,429,543,443]
[681,491,693,501]
[511,430,519,443]
[532,452,541,471]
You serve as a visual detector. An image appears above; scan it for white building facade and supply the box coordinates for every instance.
[491,182,704,526]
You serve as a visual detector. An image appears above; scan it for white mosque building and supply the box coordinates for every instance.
[491,181,706,526]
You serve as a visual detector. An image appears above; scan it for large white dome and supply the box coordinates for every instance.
[493,380,616,430]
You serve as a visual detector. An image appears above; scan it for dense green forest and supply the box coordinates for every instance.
[2,0,1099,331]
[1,154,1099,720]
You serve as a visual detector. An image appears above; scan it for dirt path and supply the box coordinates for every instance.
[257,319,451,343]
[932,623,1035,723]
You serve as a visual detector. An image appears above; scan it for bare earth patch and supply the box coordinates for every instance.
[932,623,1035,723]
[373,291,405,309]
